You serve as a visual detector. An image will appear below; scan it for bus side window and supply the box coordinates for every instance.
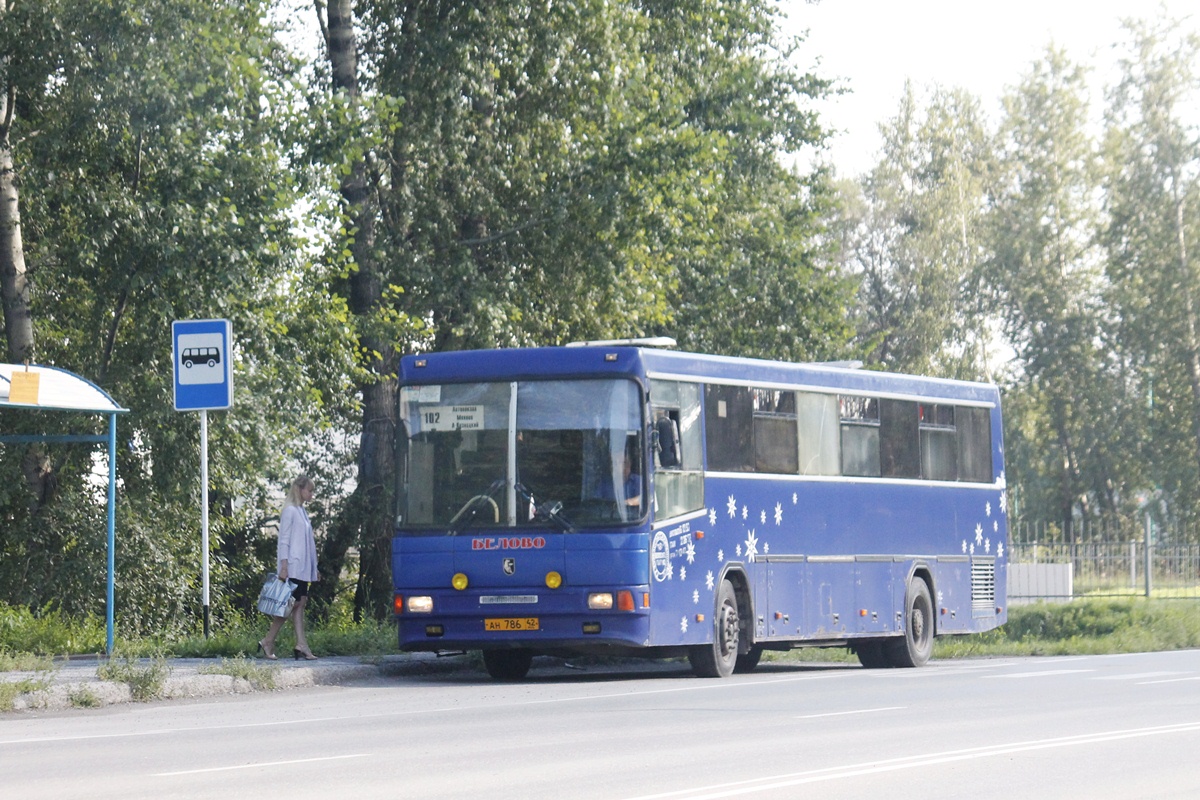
[655,410,681,468]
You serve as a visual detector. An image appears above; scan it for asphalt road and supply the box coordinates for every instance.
[3,650,1199,799]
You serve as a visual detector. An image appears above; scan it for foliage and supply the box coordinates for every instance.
[0,602,105,655]
[842,83,994,378]
[97,652,171,701]
[198,654,278,690]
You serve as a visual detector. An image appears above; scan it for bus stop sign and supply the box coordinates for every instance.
[173,319,233,411]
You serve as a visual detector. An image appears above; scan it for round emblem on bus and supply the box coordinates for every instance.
[651,531,671,582]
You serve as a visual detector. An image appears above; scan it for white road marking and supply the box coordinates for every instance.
[796,706,906,719]
[1138,675,1200,685]
[987,669,1095,679]
[154,753,369,776]
[620,722,1200,800]
[1093,671,1183,680]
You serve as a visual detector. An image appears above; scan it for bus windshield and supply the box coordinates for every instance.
[399,378,644,531]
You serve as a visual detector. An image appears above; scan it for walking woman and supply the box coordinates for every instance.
[259,474,319,660]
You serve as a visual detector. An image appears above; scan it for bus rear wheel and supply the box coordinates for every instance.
[854,640,889,669]
[482,648,533,680]
[689,579,739,678]
[886,579,934,667]
[734,645,763,674]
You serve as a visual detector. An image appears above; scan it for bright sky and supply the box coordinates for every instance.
[780,0,1198,176]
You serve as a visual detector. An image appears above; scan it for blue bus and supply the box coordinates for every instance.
[392,341,1007,679]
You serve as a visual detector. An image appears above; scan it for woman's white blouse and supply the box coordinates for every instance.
[277,504,318,581]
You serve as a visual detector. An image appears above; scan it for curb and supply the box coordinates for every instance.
[2,654,469,713]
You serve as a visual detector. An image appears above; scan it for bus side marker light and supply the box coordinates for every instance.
[695,531,704,539]
[452,573,469,590]
[774,612,783,620]
[859,609,868,617]
[617,590,634,611]
[642,593,650,608]
[407,596,434,613]
[695,614,705,622]
[583,622,602,634]
[588,592,614,610]
[545,571,563,589]
[941,608,947,615]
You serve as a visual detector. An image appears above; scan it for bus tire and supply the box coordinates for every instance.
[854,640,890,669]
[886,579,934,667]
[734,645,763,674]
[482,648,534,680]
[688,579,739,678]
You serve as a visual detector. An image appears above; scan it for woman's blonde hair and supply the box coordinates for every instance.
[284,474,315,508]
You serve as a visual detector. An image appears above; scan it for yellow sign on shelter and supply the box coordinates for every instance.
[8,371,40,405]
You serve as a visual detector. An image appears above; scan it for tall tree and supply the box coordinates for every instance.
[0,0,330,632]
[845,83,993,378]
[1103,18,1200,519]
[0,0,36,361]
[987,47,1119,527]
[310,0,848,618]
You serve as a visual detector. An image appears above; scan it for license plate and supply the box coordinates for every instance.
[485,617,539,632]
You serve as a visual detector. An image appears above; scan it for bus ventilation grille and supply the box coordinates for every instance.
[971,561,996,616]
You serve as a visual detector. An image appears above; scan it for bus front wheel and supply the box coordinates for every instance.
[886,579,934,667]
[689,579,739,678]
[482,648,533,680]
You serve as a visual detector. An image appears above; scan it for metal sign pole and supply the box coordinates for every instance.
[201,409,211,638]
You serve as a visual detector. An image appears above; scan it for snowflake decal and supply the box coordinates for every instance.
[680,616,688,633]
[774,503,783,525]
[962,540,968,554]
[709,508,718,525]
[736,544,742,557]
[717,549,725,563]
[667,561,674,580]
[706,570,715,590]
[686,540,696,564]
[744,529,759,562]
[792,492,798,505]
[760,510,767,524]
[999,491,1008,514]
[763,542,770,555]
[970,543,976,556]
[680,566,687,581]
[994,520,999,533]
[937,590,944,604]
[975,524,984,546]
[693,589,700,604]
[998,542,1005,558]
[986,501,992,517]
[742,505,749,520]
[726,495,738,519]
[985,538,991,553]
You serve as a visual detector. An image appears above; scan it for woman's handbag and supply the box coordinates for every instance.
[256,572,295,618]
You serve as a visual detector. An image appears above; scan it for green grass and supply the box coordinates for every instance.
[198,655,278,690]
[0,599,1196,670]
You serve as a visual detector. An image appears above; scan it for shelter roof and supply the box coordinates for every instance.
[0,364,127,414]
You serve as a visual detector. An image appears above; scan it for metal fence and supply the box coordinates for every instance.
[1008,518,1200,601]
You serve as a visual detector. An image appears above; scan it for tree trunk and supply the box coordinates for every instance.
[316,0,398,620]
[0,71,35,362]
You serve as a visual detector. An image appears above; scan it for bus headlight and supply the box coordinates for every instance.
[587,592,614,610]
[407,596,434,613]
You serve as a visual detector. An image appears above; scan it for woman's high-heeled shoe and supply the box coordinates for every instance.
[257,640,277,661]
[293,647,318,661]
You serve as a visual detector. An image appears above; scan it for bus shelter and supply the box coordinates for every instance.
[0,364,128,655]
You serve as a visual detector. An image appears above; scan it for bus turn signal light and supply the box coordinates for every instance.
[617,590,634,611]
[452,572,469,590]
[393,595,404,615]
